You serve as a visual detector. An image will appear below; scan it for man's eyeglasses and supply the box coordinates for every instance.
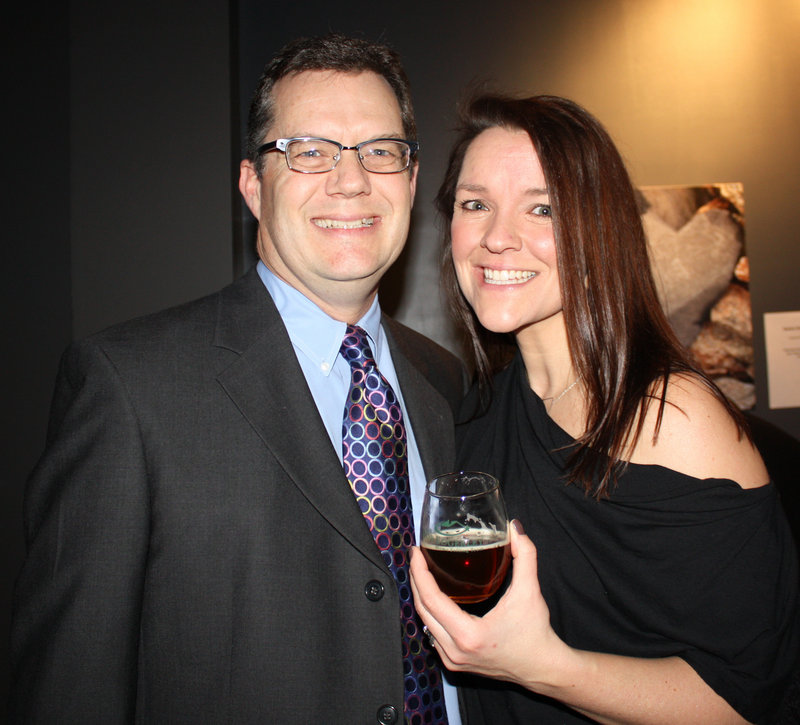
[257,137,418,174]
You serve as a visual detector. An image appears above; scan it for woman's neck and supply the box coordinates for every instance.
[515,319,574,401]
[516,319,587,436]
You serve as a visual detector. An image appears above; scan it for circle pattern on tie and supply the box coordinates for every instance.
[340,325,447,725]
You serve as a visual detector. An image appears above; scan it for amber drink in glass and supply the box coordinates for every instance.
[420,471,510,604]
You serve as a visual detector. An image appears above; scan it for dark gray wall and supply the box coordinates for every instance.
[70,0,235,339]
[4,3,71,704]
[3,0,234,704]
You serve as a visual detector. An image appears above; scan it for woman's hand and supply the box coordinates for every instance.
[410,519,572,690]
[411,520,750,724]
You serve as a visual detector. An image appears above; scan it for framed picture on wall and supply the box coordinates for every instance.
[638,183,753,409]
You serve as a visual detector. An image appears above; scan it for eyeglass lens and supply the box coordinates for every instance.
[285,139,411,173]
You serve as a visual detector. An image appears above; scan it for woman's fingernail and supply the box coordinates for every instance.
[512,519,525,535]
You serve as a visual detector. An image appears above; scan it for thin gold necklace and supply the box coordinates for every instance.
[543,377,580,407]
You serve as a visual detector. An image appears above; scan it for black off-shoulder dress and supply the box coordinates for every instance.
[457,352,799,725]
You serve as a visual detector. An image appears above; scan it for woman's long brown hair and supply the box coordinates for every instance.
[437,94,748,498]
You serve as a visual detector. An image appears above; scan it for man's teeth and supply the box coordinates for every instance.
[484,268,536,285]
[313,217,375,229]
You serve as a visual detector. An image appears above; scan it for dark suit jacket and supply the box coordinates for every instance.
[10,268,466,724]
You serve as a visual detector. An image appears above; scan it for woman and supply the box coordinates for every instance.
[409,94,798,724]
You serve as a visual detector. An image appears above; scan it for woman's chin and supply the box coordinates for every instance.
[474,312,522,335]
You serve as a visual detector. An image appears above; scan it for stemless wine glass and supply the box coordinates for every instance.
[420,471,511,604]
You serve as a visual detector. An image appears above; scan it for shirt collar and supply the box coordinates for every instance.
[257,261,384,375]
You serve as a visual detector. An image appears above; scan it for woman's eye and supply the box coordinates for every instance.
[532,204,552,218]
[459,199,489,212]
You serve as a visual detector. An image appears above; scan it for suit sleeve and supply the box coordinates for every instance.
[10,340,150,724]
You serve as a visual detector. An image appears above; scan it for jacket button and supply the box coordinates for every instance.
[376,704,399,724]
[364,579,385,601]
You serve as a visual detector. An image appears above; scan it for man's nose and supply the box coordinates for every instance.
[325,149,371,196]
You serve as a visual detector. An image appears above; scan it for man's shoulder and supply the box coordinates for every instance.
[383,317,461,370]
[82,269,266,348]
[63,269,275,378]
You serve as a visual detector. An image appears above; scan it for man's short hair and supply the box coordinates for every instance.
[245,33,417,175]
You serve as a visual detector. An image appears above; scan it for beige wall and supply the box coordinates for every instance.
[380,0,800,436]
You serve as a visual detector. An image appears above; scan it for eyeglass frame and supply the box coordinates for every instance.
[256,136,419,174]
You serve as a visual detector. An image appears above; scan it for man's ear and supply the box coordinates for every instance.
[239,159,261,220]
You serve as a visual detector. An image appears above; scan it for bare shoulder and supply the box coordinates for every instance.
[628,373,769,488]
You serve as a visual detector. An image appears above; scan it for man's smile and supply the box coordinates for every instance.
[312,216,377,229]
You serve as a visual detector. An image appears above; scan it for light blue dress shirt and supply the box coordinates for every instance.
[257,262,461,723]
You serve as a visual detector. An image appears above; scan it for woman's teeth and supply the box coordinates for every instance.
[483,268,535,285]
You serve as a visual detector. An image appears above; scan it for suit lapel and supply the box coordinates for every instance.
[384,320,455,484]
[212,270,386,570]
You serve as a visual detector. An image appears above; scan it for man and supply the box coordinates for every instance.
[10,35,465,724]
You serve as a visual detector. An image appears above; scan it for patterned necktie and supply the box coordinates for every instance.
[340,325,448,725]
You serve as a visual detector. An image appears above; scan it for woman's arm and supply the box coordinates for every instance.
[410,522,751,725]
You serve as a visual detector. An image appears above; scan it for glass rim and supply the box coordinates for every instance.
[426,470,500,500]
